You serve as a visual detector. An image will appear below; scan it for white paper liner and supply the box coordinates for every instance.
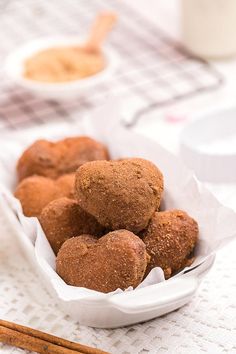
[0,101,236,302]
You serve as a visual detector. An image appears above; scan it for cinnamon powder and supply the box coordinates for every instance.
[24,46,106,82]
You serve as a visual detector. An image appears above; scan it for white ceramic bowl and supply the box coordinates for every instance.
[5,36,118,100]
[0,193,218,329]
[180,106,236,183]
[0,112,225,328]
[0,184,215,329]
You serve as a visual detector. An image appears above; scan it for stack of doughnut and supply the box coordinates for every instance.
[15,136,198,293]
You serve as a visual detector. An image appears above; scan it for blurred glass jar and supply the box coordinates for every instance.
[181,0,236,59]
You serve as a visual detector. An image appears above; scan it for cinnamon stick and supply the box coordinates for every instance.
[0,326,82,354]
[0,319,109,354]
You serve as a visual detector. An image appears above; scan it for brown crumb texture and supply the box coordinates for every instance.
[39,197,104,254]
[14,175,59,217]
[56,230,148,293]
[17,136,109,181]
[14,174,75,217]
[75,158,164,233]
[17,140,62,180]
[58,137,110,175]
[56,173,75,199]
[141,210,198,278]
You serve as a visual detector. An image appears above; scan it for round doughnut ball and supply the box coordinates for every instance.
[56,230,148,293]
[15,176,59,217]
[39,197,104,254]
[17,140,62,181]
[75,158,164,233]
[141,210,198,278]
[17,136,109,181]
[14,174,75,217]
[58,137,110,175]
[56,173,75,199]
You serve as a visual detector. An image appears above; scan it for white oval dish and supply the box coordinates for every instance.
[5,36,118,100]
[0,103,235,328]
[0,165,215,329]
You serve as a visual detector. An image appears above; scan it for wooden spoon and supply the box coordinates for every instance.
[83,12,117,53]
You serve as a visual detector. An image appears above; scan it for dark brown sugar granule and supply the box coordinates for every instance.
[56,230,149,293]
[17,136,110,181]
[141,210,198,278]
[14,174,75,217]
[75,158,164,233]
[15,175,59,217]
[39,197,104,254]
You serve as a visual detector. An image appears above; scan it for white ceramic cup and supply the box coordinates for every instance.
[181,0,236,59]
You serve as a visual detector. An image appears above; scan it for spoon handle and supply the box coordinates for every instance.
[85,12,117,52]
